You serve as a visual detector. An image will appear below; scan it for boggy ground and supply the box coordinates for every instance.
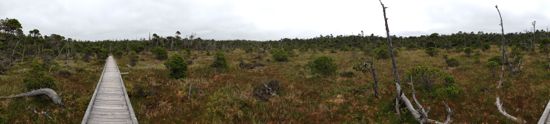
[0,46,549,123]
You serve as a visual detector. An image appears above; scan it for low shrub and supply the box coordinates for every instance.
[446,57,460,67]
[129,51,139,66]
[151,47,168,60]
[24,61,56,90]
[164,54,188,79]
[425,47,438,57]
[271,49,289,62]
[308,56,337,76]
[210,52,228,70]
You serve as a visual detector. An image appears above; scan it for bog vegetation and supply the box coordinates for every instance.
[0,10,549,123]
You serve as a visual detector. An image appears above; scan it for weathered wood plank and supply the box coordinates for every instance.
[82,56,138,124]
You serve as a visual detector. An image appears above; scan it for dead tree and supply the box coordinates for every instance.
[378,0,452,123]
[532,21,536,52]
[494,5,525,123]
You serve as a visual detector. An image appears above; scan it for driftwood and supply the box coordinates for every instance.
[378,1,452,123]
[0,88,63,105]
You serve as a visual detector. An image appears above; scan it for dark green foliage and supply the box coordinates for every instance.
[271,49,289,62]
[486,60,499,77]
[129,51,139,66]
[464,47,473,57]
[406,65,442,91]
[540,39,550,54]
[112,49,123,58]
[425,47,438,57]
[24,61,56,90]
[481,43,491,51]
[374,47,390,59]
[446,57,460,67]
[308,56,337,76]
[210,52,228,70]
[488,56,503,65]
[151,47,168,60]
[164,54,187,79]
[435,75,460,99]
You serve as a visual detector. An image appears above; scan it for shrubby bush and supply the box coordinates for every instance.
[129,51,139,66]
[407,65,460,99]
[488,56,503,65]
[151,47,168,60]
[444,56,460,67]
[308,56,337,76]
[271,49,289,62]
[486,60,499,77]
[210,52,228,70]
[164,54,187,79]
[24,61,56,90]
[436,75,460,99]
[374,47,390,59]
[425,47,438,57]
[463,47,473,57]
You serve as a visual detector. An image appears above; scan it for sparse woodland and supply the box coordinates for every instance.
[0,2,550,123]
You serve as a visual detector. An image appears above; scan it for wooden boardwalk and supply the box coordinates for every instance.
[82,56,138,124]
[540,100,550,124]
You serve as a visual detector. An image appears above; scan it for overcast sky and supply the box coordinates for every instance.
[1,0,549,41]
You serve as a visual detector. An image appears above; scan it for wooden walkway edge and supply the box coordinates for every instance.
[539,100,550,124]
[82,56,138,124]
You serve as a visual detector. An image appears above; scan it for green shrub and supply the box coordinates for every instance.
[406,65,442,91]
[486,60,499,77]
[446,58,460,67]
[425,47,438,57]
[488,56,503,65]
[164,54,187,79]
[151,47,168,60]
[24,61,56,90]
[374,47,390,59]
[210,52,228,70]
[481,43,491,51]
[129,51,139,66]
[309,56,337,76]
[435,84,460,99]
[464,47,473,57]
[271,49,289,62]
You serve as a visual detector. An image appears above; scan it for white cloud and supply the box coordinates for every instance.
[0,0,549,40]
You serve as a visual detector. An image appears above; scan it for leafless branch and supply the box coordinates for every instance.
[378,1,452,123]
[494,5,524,123]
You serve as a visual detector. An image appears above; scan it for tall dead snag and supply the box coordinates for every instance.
[378,0,452,123]
[532,21,536,52]
[494,5,525,123]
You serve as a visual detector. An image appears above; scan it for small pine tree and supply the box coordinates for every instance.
[24,61,56,90]
[464,47,473,57]
[271,49,289,62]
[211,52,228,70]
[308,56,337,76]
[164,54,187,79]
[151,47,168,60]
[129,51,139,67]
[445,57,460,67]
[425,47,438,57]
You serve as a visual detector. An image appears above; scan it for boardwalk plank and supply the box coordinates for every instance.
[82,56,138,124]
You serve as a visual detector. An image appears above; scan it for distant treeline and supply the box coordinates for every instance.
[1,18,549,64]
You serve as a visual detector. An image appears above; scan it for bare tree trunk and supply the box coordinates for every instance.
[531,21,537,52]
[494,5,524,123]
[369,57,380,98]
[378,1,453,123]
[378,0,403,115]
